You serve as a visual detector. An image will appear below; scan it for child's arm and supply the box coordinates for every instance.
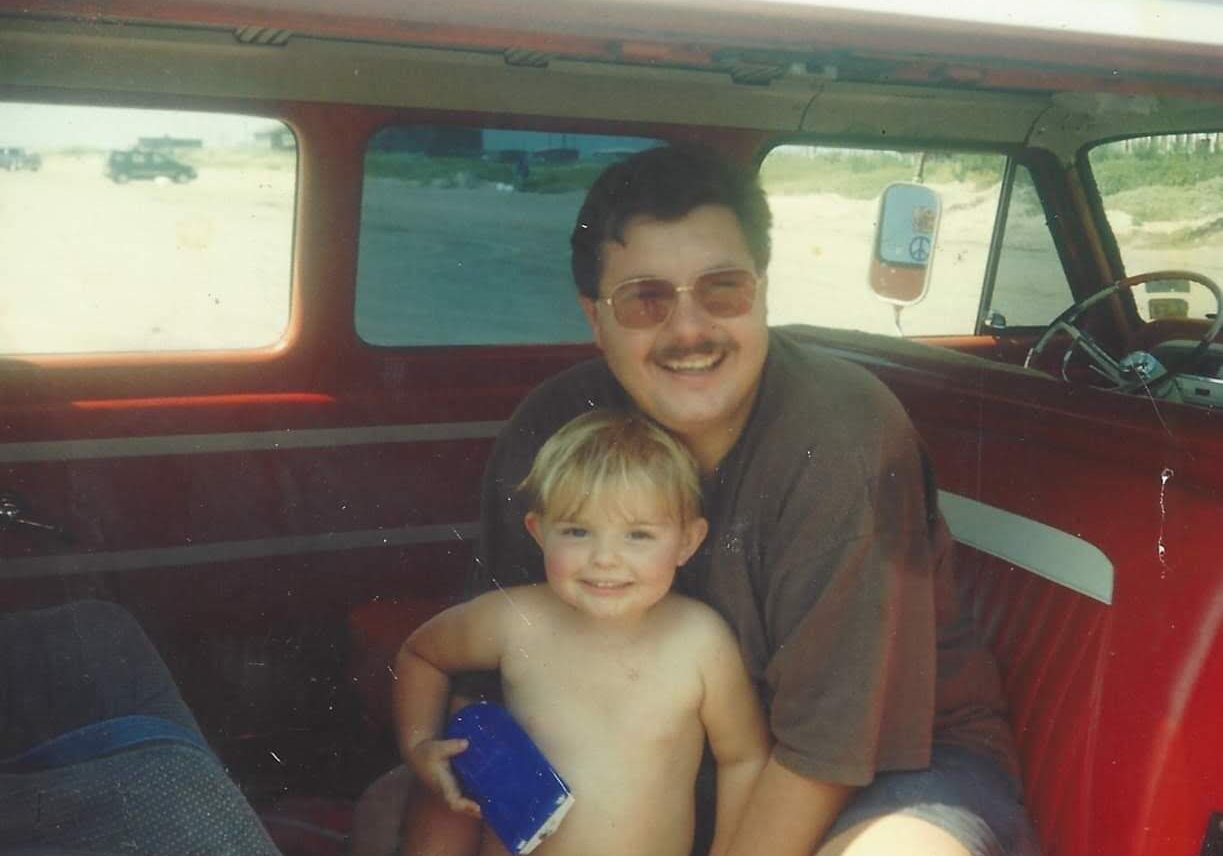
[392,590,510,817]
[697,614,771,856]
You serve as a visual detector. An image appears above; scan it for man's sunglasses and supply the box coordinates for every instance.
[598,268,759,330]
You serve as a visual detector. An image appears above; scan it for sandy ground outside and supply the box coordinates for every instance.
[2,154,1218,356]
[0,153,294,354]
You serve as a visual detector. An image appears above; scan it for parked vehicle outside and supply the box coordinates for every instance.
[105,148,197,183]
[0,146,40,170]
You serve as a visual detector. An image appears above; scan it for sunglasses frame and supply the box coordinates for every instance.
[597,267,760,329]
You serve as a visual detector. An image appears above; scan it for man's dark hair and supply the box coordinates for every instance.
[570,144,772,299]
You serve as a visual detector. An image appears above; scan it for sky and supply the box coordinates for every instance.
[0,102,286,151]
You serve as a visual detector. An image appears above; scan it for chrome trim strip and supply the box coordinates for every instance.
[939,490,1114,605]
[0,421,505,463]
[0,522,481,580]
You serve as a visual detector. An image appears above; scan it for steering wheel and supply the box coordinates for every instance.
[1024,269,1223,393]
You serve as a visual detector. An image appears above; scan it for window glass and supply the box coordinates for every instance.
[355,127,660,346]
[986,166,1073,328]
[761,145,1006,336]
[1090,133,1223,322]
[0,102,295,355]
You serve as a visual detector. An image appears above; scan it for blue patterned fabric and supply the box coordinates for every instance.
[1,714,213,773]
[0,601,280,855]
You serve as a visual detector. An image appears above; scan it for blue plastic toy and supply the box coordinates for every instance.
[444,702,575,855]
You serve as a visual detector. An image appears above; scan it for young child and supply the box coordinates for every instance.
[393,409,769,856]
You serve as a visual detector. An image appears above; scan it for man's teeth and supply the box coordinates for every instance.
[662,352,721,371]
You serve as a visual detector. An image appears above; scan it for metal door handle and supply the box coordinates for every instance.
[0,492,72,541]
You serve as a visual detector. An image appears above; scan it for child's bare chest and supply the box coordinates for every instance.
[500,629,705,760]
[496,634,706,855]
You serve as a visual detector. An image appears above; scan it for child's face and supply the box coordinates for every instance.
[524,486,708,623]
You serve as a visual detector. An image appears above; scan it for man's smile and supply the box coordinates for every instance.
[654,343,732,374]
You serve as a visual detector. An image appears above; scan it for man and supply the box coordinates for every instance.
[472,145,1036,856]
[356,144,1037,856]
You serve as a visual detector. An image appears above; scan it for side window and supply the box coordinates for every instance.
[761,145,1006,336]
[0,102,296,355]
[1089,133,1223,322]
[984,166,1074,329]
[355,127,661,346]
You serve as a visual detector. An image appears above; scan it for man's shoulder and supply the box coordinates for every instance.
[769,325,899,401]
[762,326,913,434]
[503,357,622,435]
[521,356,618,407]
[489,358,615,472]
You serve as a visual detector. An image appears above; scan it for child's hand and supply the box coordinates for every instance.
[409,737,483,819]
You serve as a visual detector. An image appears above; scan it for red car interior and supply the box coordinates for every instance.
[6,327,1219,855]
[3,5,1221,855]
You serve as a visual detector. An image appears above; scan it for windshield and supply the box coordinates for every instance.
[1090,133,1223,322]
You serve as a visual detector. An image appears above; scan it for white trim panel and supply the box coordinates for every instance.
[939,490,1114,605]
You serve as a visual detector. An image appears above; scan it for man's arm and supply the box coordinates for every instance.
[698,617,771,856]
[723,756,855,856]
[392,593,508,816]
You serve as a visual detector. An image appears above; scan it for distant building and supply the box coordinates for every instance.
[485,130,656,160]
[530,147,579,164]
[137,135,202,151]
[255,128,296,150]
[370,126,483,157]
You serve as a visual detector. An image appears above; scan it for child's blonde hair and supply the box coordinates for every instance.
[518,410,701,523]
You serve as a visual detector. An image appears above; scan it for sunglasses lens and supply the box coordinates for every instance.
[611,279,677,329]
[695,269,756,317]
[607,269,756,328]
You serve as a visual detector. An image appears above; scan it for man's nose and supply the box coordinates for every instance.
[664,286,711,333]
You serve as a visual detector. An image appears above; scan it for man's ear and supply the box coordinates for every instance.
[579,296,604,349]
[679,517,710,566]
[524,511,547,549]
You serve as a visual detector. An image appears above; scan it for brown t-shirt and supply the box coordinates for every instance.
[472,325,1017,787]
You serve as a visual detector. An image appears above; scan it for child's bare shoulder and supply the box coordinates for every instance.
[466,583,552,622]
[655,594,737,648]
[473,583,563,629]
[657,592,727,623]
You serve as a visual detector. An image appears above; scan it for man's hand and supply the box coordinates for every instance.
[407,736,482,819]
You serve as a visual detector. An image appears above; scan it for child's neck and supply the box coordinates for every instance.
[561,599,665,642]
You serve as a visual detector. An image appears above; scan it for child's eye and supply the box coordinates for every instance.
[627,529,655,541]
[560,526,588,538]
